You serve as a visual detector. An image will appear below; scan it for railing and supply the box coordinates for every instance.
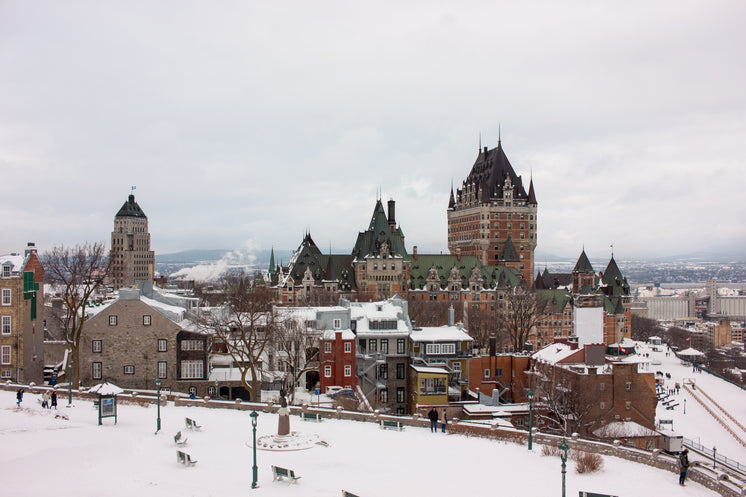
[684,438,746,475]
[418,387,447,395]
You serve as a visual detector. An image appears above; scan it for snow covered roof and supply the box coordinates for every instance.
[410,325,473,343]
[0,253,25,273]
[532,343,576,365]
[410,365,449,374]
[140,295,186,322]
[321,329,356,340]
[678,347,705,356]
[89,382,124,395]
[592,420,660,439]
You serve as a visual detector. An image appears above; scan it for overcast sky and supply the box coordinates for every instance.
[1,1,744,261]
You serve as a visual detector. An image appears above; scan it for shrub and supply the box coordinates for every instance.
[542,445,560,457]
[575,451,603,473]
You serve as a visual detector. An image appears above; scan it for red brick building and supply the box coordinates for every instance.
[318,329,357,392]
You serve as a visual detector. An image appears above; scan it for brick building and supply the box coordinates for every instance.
[110,193,155,289]
[0,243,44,384]
[319,328,357,393]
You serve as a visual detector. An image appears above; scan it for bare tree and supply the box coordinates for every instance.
[631,315,664,342]
[535,372,597,436]
[408,300,464,327]
[496,286,541,352]
[43,243,110,388]
[195,272,275,401]
[273,312,320,403]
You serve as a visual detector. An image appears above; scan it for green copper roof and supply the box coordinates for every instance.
[536,289,573,314]
[407,254,522,290]
[573,249,594,274]
[501,236,520,262]
[351,199,407,259]
[115,194,147,219]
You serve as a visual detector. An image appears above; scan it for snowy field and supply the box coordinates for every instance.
[1,387,722,497]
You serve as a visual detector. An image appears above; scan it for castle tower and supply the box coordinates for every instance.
[447,140,537,284]
[110,194,155,289]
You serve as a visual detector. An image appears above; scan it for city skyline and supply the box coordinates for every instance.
[1,2,744,259]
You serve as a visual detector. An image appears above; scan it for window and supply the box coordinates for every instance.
[380,339,389,354]
[626,401,631,410]
[452,362,461,372]
[425,343,456,355]
[626,382,632,391]
[324,342,332,354]
[1,345,10,365]
[158,361,167,378]
[324,365,332,378]
[1,265,10,278]
[92,340,102,353]
[397,338,406,354]
[1,289,10,305]
[344,365,352,377]
[1,316,10,335]
[143,315,152,326]
[181,360,204,379]
[368,339,377,353]
[92,362,102,380]
[484,368,490,378]
[397,363,405,379]
[600,382,605,391]
[181,340,204,351]
[333,318,341,329]
[495,368,503,377]
[108,315,117,326]
[397,387,405,403]
[0,369,11,378]
[158,339,167,352]
[379,364,387,379]
[600,402,606,410]
[189,386,197,396]
[207,386,216,396]
[344,342,352,353]
[379,389,388,403]
[123,365,135,375]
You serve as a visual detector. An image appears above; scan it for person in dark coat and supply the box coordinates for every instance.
[442,410,448,433]
[51,390,58,409]
[16,388,24,407]
[428,407,438,432]
[678,448,690,485]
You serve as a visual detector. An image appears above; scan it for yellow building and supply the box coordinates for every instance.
[408,365,449,414]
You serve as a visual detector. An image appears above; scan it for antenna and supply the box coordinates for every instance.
[610,243,614,258]
[498,124,501,145]
[479,132,482,151]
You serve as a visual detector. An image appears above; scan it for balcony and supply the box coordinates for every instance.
[418,386,447,395]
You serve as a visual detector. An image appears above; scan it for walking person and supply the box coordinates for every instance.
[51,390,58,410]
[16,388,24,407]
[678,448,690,486]
[428,407,438,433]
[441,410,448,433]
[42,390,51,409]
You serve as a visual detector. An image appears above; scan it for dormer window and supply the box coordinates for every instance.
[1,265,10,278]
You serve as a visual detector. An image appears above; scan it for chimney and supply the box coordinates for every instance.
[387,199,396,231]
[456,247,461,261]
[25,242,37,257]
[448,305,455,326]
[489,335,496,357]
[413,246,418,260]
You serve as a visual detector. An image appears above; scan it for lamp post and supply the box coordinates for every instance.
[155,378,162,434]
[713,446,717,469]
[559,438,569,497]
[527,390,535,450]
[250,410,259,489]
[67,359,73,407]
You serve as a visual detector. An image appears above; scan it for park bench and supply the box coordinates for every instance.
[579,492,618,497]
[342,491,360,497]
[174,431,188,445]
[665,403,679,410]
[272,465,301,484]
[662,398,676,406]
[176,450,197,467]
[300,412,322,422]
[380,420,403,431]
[185,417,202,430]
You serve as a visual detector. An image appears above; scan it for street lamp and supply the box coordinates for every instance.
[67,360,73,407]
[250,410,259,489]
[713,446,717,469]
[559,438,569,497]
[527,390,535,450]
[155,378,162,434]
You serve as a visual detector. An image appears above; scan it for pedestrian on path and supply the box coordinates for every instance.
[42,390,51,409]
[441,410,448,433]
[678,448,690,486]
[16,388,24,407]
[428,407,438,433]
[51,390,58,409]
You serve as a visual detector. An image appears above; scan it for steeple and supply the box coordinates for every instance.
[268,247,275,275]
[448,181,456,210]
[573,249,594,274]
[527,177,537,205]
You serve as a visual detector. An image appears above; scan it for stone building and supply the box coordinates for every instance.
[79,289,208,394]
[447,140,537,284]
[110,193,155,289]
[0,243,44,384]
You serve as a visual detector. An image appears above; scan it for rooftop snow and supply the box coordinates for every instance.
[410,325,472,342]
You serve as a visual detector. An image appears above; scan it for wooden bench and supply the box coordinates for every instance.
[272,465,301,484]
[380,420,403,431]
[174,431,188,445]
[579,492,618,497]
[342,491,360,497]
[665,403,679,410]
[176,450,197,466]
[301,412,322,422]
[185,417,202,430]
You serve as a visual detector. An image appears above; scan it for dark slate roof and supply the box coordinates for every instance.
[534,270,572,290]
[462,142,528,203]
[601,256,630,297]
[573,250,595,274]
[407,254,523,291]
[501,236,520,262]
[536,289,573,314]
[351,199,407,259]
[527,178,537,205]
[115,194,147,219]
[448,187,456,210]
[285,234,357,292]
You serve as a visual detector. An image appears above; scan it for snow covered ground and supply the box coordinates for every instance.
[2,340,744,497]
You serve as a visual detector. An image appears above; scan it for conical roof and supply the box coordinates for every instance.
[602,256,623,286]
[115,194,147,219]
[573,249,594,274]
[527,178,537,205]
[463,142,528,203]
[501,236,520,262]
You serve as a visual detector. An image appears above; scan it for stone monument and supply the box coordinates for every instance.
[277,389,290,436]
